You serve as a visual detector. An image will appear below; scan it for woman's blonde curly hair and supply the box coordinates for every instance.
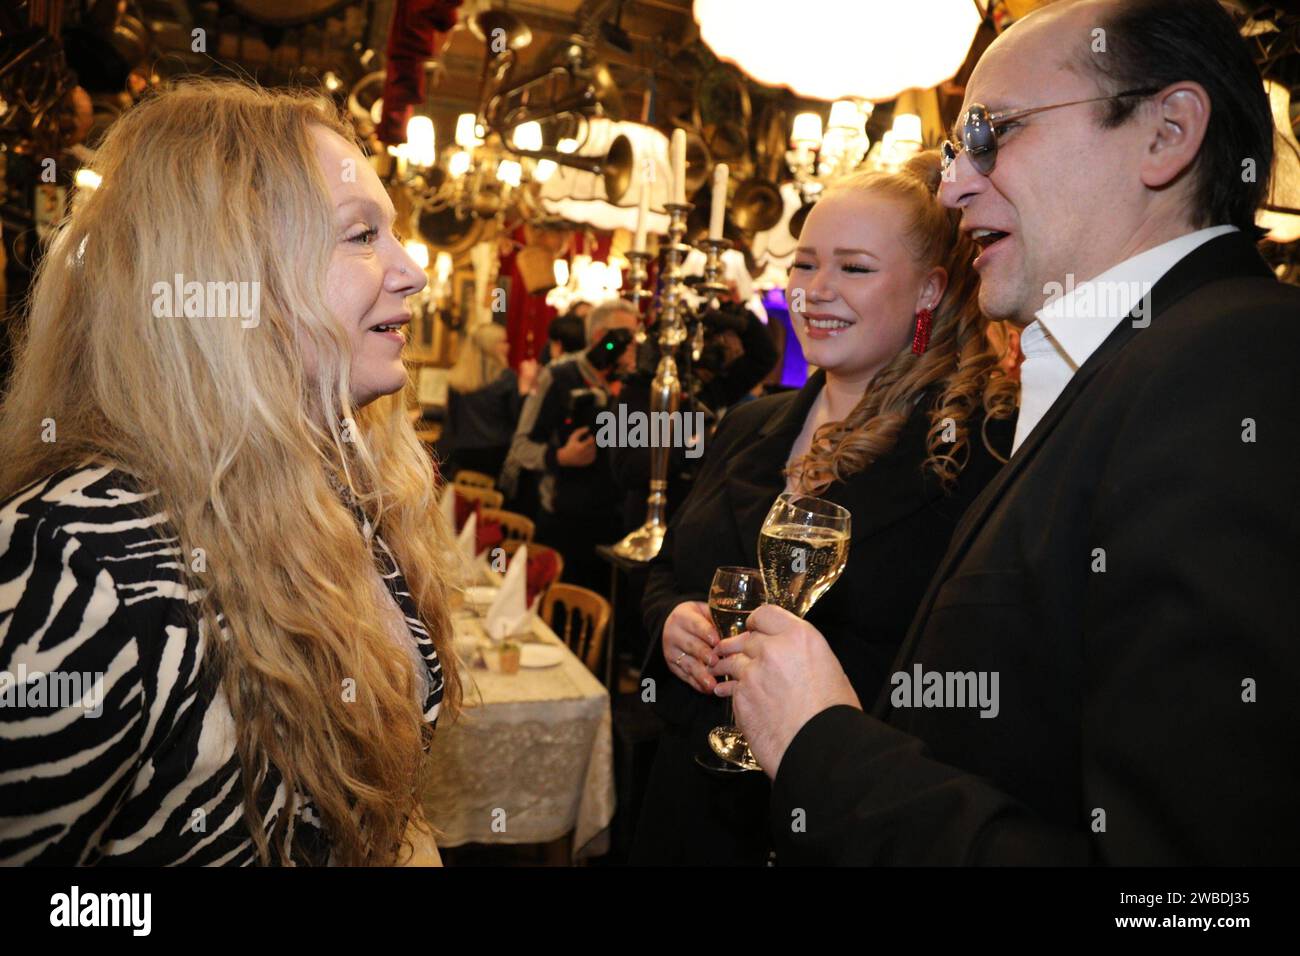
[787,151,1018,494]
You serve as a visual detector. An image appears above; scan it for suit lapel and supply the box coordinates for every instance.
[721,370,951,563]
[723,371,825,561]
[876,232,1276,713]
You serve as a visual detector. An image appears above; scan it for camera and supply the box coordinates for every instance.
[586,326,635,373]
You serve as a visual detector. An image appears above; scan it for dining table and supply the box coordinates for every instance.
[419,574,616,862]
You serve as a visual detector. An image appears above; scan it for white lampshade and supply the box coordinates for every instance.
[540,118,673,234]
[791,112,823,146]
[435,251,453,284]
[497,160,522,187]
[557,137,580,154]
[404,115,436,168]
[512,121,543,152]
[455,112,484,148]
[553,259,570,288]
[534,159,558,182]
[1259,80,1300,244]
[891,113,923,145]
[695,0,980,102]
[404,240,429,270]
[447,149,471,178]
[827,100,861,131]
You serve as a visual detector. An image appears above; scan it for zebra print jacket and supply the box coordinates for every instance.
[0,463,444,865]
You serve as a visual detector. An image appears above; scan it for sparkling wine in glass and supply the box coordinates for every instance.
[758,492,851,617]
[699,566,766,774]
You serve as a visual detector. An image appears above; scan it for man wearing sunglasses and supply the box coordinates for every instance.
[713,0,1300,864]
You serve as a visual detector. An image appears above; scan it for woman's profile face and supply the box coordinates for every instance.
[311,126,427,407]
[786,191,944,380]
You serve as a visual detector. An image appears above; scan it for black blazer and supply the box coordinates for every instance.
[769,231,1300,865]
[633,369,1015,863]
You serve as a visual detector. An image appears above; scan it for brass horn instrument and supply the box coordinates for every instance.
[506,133,635,203]
[484,34,622,131]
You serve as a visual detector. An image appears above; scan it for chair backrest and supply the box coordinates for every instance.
[454,470,497,491]
[542,583,610,678]
[456,484,504,510]
[481,508,533,544]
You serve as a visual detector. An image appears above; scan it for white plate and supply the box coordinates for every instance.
[519,644,564,668]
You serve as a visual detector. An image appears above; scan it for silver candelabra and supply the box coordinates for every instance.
[612,206,730,563]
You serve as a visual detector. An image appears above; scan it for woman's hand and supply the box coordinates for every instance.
[661,600,720,694]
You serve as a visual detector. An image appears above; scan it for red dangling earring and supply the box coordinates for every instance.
[911,307,933,355]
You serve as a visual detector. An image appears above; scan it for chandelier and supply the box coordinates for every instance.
[693,0,982,102]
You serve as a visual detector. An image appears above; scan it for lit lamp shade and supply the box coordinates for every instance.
[1258,80,1300,244]
[540,118,673,234]
[694,0,981,102]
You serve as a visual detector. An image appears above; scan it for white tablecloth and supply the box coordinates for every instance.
[420,611,615,860]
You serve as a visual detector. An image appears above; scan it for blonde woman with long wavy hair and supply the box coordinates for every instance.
[632,151,1019,864]
[0,78,460,866]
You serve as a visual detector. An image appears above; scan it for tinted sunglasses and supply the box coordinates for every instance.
[940,88,1160,176]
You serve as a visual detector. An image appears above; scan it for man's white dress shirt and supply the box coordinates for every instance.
[1012,225,1240,453]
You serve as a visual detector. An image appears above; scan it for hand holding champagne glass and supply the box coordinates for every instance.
[707,493,851,771]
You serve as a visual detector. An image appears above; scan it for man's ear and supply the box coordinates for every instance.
[1140,82,1210,190]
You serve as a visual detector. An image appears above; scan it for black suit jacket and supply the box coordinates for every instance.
[633,369,1014,863]
[769,231,1300,865]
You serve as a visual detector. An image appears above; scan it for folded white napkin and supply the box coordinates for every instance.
[484,543,530,641]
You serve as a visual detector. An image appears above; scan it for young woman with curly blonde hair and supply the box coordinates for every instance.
[0,78,460,866]
[633,151,1019,864]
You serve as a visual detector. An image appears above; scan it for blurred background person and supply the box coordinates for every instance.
[544,306,590,366]
[527,300,640,593]
[500,300,628,517]
[438,322,536,481]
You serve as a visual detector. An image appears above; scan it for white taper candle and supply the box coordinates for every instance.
[709,163,729,240]
[671,128,687,205]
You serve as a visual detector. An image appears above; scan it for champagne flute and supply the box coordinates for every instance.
[697,566,767,774]
[704,495,852,773]
[757,491,851,617]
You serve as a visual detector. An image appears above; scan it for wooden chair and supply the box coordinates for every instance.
[481,508,533,545]
[454,470,497,491]
[542,583,610,678]
[455,484,504,510]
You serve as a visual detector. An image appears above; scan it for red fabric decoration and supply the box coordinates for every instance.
[475,516,504,556]
[500,225,559,371]
[452,490,478,532]
[378,0,463,145]
[512,547,561,607]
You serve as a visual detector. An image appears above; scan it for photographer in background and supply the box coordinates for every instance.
[526,301,639,591]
